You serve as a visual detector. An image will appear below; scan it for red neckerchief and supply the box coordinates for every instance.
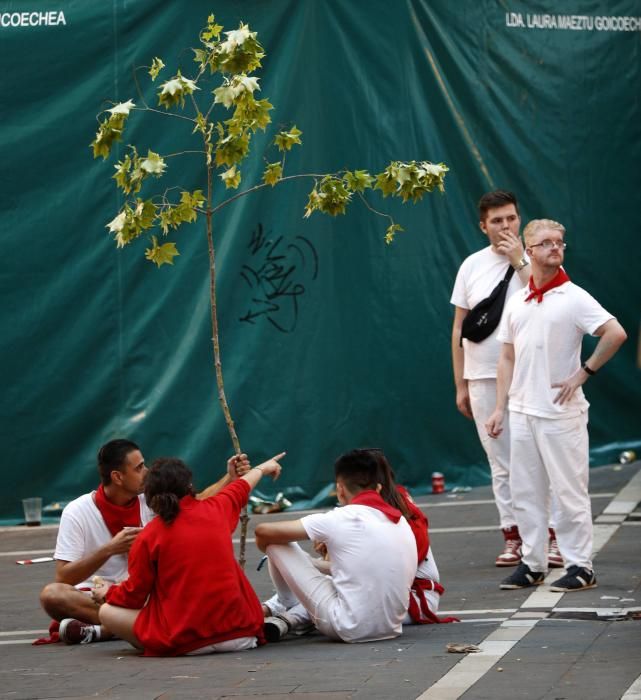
[94,484,141,536]
[397,486,429,562]
[350,490,401,523]
[525,268,570,303]
[408,579,459,624]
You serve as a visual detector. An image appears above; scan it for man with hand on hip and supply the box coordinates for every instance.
[486,219,626,591]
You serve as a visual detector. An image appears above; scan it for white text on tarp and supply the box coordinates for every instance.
[0,10,66,28]
[505,12,641,32]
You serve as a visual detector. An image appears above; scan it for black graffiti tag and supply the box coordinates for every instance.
[239,223,319,333]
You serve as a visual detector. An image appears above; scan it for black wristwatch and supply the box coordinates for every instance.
[582,363,596,376]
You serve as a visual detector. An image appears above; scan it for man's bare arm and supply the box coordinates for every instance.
[452,306,473,419]
[486,342,515,438]
[54,527,142,586]
[254,519,309,553]
[552,319,627,404]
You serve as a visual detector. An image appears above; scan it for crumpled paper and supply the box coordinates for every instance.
[446,642,481,653]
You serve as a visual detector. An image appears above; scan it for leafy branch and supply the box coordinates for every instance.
[91,12,448,566]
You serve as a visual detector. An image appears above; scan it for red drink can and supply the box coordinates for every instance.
[431,472,445,494]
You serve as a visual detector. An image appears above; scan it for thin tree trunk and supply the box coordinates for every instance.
[205,164,250,569]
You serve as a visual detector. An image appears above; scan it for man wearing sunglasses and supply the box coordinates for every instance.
[486,219,626,592]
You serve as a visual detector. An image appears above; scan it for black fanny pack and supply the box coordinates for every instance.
[460,265,515,344]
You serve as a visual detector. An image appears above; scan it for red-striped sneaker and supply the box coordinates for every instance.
[496,526,522,567]
[548,534,564,568]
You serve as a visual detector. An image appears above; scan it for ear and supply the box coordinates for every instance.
[110,469,124,486]
[479,219,488,236]
[375,483,382,493]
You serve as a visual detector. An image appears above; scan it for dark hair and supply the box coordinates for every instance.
[334,449,381,495]
[144,458,195,524]
[367,450,413,520]
[97,439,140,486]
[478,190,519,221]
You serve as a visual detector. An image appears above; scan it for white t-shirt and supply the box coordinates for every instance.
[301,504,416,642]
[54,492,154,589]
[498,282,614,419]
[450,246,526,380]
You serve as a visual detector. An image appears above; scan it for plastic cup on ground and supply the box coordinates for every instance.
[22,497,42,526]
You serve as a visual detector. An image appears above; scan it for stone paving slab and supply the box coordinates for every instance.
[0,461,640,700]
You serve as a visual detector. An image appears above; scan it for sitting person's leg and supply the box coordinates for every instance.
[99,604,143,650]
[40,583,102,625]
[266,542,340,640]
[40,583,115,643]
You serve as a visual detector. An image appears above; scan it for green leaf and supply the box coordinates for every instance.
[384,223,404,245]
[218,23,265,74]
[262,162,282,187]
[344,170,374,193]
[148,57,165,81]
[145,236,180,267]
[201,16,223,42]
[215,130,250,166]
[193,48,208,70]
[374,169,397,198]
[274,125,302,152]
[106,199,156,248]
[158,71,200,109]
[193,112,208,136]
[91,112,127,160]
[304,176,352,217]
[107,100,135,116]
[220,165,241,189]
[374,161,449,202]
[234,96,272,132]
[140,150,166,176]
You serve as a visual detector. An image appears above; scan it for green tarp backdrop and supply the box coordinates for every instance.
[2,0,640,521]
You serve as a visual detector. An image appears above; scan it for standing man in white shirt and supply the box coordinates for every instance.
[486,218,626,591]
[451,191,560,568]
[255,450,417,643]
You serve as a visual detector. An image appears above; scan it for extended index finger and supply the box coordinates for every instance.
[271,451,287,462]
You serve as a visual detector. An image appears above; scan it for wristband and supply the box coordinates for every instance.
[254,465,265,473]
[582,363,596,376]
[514,257,528,272]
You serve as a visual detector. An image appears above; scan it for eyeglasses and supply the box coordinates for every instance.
[529,240,567,250]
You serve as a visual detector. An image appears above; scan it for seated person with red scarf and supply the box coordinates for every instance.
[255,450,417,643]
[260,449,458,631]
[39,439,250,645]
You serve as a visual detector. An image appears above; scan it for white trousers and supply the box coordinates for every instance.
[468,378,516,529]
[266,543,342,640]
[509,411,592,572]
[186,636,257,655]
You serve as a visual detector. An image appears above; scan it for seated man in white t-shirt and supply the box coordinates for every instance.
[40,438,249,644]
[254,450,417,643]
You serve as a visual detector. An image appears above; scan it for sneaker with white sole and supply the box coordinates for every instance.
[59,618,100,644]
[549,565,597,592]
[499,562,545,589]
[547,534,564,568]
[496,536,522,567]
